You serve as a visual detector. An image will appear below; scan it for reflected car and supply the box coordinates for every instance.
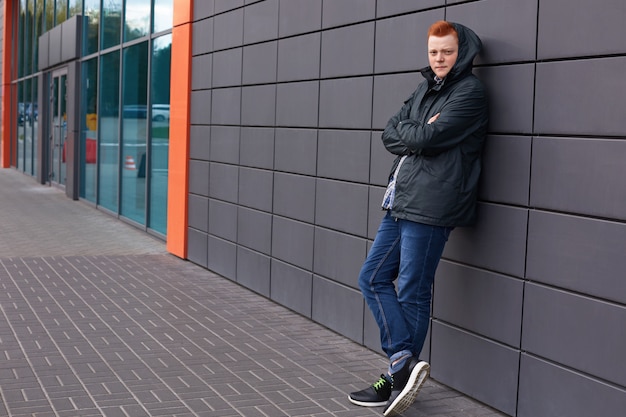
[123,105,148,119]
[152,104,170,122]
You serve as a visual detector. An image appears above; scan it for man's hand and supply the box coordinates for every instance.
[427,113,440,124]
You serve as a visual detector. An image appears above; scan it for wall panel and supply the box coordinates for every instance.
[475,64,535,135]
[372,73,421,130]
[313,227,367,288]
[376,0,444,18]
[317,130,371,183]
[238,167,273,212]
[192,18,213,55]
[190,126,211,162]
[210,87,241,125]
[191,54,212,90]
[213,9,243,50]
[208,200,237,242]
[241,85,276,126]
[318,77,373,129]
[211,48,242,88]
[522,283,626,387]
[518,355,626,417]
[208,163,239,203]
[537,0,626,59]
[272,173,316,222]
[277,0,322,37]
[275,81,319,127]
[209,126,239,164]
[479,135,531,206]
[530,137,626,220]
[447,0,538,64]
[242,0,278,44]
[207,235,237,280]
[270,259,312,317]
[188,194,209,232]
[322,0,376,28]
[443,203,528,278]
[274,128,317,175]
[527,211,626,304]
[187,3,626,415]
[430,322,519,416]
[236,247,271,296]
[242,41,277,84]
[320,23,375,78]
[315,179,369,236]
[312,275,364,343]
[277,34,321,82]
[271,216,315,270]
[239,127,274,170]
[433,261,524,347]
[535,58,626,136]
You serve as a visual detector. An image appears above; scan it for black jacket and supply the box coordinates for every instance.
[382,22,488,227]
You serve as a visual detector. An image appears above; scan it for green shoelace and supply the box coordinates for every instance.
[372,375,389,391]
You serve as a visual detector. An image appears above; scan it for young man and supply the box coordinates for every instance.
[348,21,488,416]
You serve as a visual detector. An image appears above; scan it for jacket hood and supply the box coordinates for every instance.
[421,22,482,84]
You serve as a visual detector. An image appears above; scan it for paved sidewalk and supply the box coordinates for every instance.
[0,168,507,417]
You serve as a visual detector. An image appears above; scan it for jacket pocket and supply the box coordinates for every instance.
[409,149,462,218]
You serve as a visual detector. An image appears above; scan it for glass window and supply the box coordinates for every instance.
[149,34,171,234]
[44,0,53,31]
[81,58,98,202]
[18,0,25,78]
[84,0,99,55]
[99,51,120,212]
[32,78,39,178]
[69,0,82,17]
[24,78,38,176]
[102,0,122,49]
[24,0,33,76]
[34,0,43,71]
[124,0,150,42]
[57,0,68,25]
[17,81,25,171]
[153,0,173,33]
[120,41,148,224]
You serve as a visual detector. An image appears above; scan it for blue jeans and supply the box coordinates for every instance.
[359,212,452,359]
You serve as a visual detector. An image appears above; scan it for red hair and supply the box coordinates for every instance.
[428,21,458,40]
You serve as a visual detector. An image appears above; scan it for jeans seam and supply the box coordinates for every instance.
[369,234,401,356]
[412,225,435,352]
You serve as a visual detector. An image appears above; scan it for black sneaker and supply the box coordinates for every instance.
[348,374,391,407]
[383,359,430,416]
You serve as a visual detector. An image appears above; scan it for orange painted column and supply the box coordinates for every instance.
[1,0,14,168]
[166,0,193,258]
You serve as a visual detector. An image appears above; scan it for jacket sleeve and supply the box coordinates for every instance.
[381,92,416,156]
[391,81,487,155]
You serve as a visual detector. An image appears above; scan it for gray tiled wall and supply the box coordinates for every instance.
[188,1,626,415]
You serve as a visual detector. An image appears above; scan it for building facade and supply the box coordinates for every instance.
[1,0,173,236]
[2,1,626,416]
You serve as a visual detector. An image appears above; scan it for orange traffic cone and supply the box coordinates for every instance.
[124,155,136,170]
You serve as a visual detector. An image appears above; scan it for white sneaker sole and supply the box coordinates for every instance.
[347,395,388,407]
[383,361,430,416]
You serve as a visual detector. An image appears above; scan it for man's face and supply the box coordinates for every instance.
[428,34,459,79]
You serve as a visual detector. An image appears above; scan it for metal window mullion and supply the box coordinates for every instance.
[117,48,124,217]
[145,37,153,230]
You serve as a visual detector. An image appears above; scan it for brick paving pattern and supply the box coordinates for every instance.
[0,169,507,417]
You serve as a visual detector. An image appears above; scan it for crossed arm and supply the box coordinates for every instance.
[381,83,486,156]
